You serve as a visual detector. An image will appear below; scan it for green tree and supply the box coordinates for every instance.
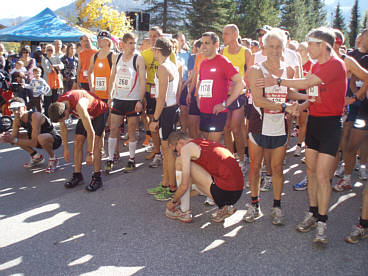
[144,0,189,33]
[309,0,327,28]
[234,0,280,39]
[349,0,360,48]
[280,0,310,41]
[362,10,368,29]
[333,2,347,33]
[186,0,234,40]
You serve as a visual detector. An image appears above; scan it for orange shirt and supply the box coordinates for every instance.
[194,53,206,73]
[93,54,111,99]
[79,49,98,84]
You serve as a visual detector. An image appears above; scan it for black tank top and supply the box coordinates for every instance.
[20,112,56,138]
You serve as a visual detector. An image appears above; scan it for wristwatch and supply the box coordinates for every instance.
[277,78,282,87]
[222,101,228,109]
[152,118,159,123]
[281,103,286,113]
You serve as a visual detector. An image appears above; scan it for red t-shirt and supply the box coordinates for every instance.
[302,60,312,77]
[309,56,346,117]
[198,55,238,114]
[190,139,244,191]
[58,90,107,118]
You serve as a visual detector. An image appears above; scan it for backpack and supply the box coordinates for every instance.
[93,52,113,69]
[116,53,138,71]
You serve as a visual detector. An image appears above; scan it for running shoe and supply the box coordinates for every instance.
[344,224,368,244]
[296,212,317,232]
[334,162,345,178]
[314,221,328,244]
[204,197,215,206]
[359,165,367,180]
[243,204,262,223]
[301,157,306,164]
[290,127,298,137]
[45,158,58,173]
[271,207,285,225]
[294,145,302,157]
[124,159,136,173]
[121,132,128,140]
[142,135,151,147]
[65,173,84,188]
[147,185,167,195]
[333,177,352,192]
[165,207,193,223]
[211,205,236,223]
[149,154,162,168]
[24,153,44,168]
[85,175,103,192]
[293,177,307,191]
[154,189,174,201]
[104,160,114,175]
[260,175,272,192]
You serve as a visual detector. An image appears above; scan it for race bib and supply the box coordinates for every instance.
[307,86,319,97]
[198,80,213,98]
[264,85,287,113]
[150,85,157,98]
[117,77,132,90]
[95,77,107,91]
[83,70,88,77]
[356,80,363,88]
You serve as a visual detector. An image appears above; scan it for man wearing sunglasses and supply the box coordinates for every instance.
[0,97,61,173]
[48,90,108,191]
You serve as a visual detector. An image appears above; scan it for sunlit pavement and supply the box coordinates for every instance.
[0,123,367,275]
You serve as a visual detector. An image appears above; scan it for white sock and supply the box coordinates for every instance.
[108,137,117,161]
[360,164,366,169]
[129,141,137,159]
[176,171,190,212]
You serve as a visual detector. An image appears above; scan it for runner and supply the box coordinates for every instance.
[147,37,180,201]
[76,35,97,91]
[244,28,304,226]
[259,27,347,244]
[105,33,146,174]
[141,26,177,167]
[165,132,244,223]
[221,24,252,176]
[196,32,243,143]
[333,28,368,191]
[48,90,108,191]
[1,97,61,173]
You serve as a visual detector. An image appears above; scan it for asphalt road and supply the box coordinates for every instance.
[0,122,367,276]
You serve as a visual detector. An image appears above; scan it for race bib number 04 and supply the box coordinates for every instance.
[198,80,213,98]
[95,77,107,91]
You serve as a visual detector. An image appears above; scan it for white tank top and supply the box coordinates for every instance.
[154,61,179,106]
[114,54,140,100]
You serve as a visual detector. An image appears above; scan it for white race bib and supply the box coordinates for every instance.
[356,80,363,88]
[264,85,287,113]
[307,86,319,97]
[150,85,157,98]
[198,80,213,98]
[83,70,88,77]
[95,77,107,91]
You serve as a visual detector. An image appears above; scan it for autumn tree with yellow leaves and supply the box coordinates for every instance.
[75,0,132,37]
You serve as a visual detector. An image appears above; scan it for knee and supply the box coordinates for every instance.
[271,162,283,176]
[74,137,85,149]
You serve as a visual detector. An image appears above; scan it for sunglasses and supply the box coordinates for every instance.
[47,49,53,52]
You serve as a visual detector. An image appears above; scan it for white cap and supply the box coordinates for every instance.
[9,101,25,109]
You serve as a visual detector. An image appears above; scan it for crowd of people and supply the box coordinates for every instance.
[0,23,367,246]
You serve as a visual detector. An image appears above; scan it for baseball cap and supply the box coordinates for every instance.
[97,30,112,40]
[256,25,272,34]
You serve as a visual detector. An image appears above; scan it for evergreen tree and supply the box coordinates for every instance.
[186,0,234,40]
[333,2,347,33]
[349,0,360,48]
[280,0,310,41]
[311,0,327,27]
[234,0,280,39]
[362,10,368,29]
[144,0,189,33]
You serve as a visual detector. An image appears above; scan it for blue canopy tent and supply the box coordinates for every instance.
[0,8,94,42]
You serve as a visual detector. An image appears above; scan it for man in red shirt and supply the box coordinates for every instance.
[48,90,108,192]
[196,32,243,143]
[260,27,347,244]
[165,132,244,223]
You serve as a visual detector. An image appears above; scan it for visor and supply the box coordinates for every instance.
[307,37,323,43]
[9,101,25,109]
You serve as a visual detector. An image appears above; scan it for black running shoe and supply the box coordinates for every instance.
[65,173,83,188]
[124,160,136,173]
[85,176,103,192]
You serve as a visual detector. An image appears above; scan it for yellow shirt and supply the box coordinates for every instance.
[142,48,176,93]
[222,46,247,95]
